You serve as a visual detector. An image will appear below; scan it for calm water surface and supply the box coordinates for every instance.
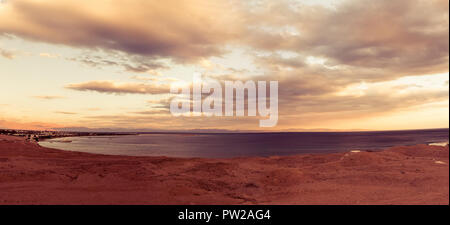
[39,129,449,158]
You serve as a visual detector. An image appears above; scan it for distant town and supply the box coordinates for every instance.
[0,129,132,142]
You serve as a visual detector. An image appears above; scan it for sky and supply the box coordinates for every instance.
[0,0,449,132]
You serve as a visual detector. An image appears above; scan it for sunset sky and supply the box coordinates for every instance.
[0,0,449,131]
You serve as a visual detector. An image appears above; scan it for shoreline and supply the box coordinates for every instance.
[1,134,449,205]
[38,137,450,159]
[0,128,137,143]
[37,131,449,159]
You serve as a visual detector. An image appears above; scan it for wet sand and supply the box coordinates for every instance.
[0,134,448,205]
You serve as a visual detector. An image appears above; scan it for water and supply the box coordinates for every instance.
[39,129,449,158]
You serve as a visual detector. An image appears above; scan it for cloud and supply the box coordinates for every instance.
[131,75,178,83]
[199,72,449,127]
[245,0,449,78]
[66,51,168,73]
[71,72,446,130]
[54,111,77,115]
[0,48,15,59]
[255,53,307,69]
[131,109,170,115]
[32,95,65,100]
[39,52,59,58]
[74,86,448,130]
[65,80,170,95]
[0,0,241,62]
[1,0,446,78]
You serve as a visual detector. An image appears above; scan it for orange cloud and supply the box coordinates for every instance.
[65,80,170,95]
[0,48,15,59]
[251,0,448,76]
[0,0,241,62]
[32,95,65,100]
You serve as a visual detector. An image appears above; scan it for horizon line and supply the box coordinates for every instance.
[1,127,448,134]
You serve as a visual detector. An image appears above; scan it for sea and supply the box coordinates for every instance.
[38,128,449,158]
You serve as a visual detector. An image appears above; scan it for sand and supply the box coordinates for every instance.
[0,134,448,205]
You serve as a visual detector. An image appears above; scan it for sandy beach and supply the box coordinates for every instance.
[0,134,448,205]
